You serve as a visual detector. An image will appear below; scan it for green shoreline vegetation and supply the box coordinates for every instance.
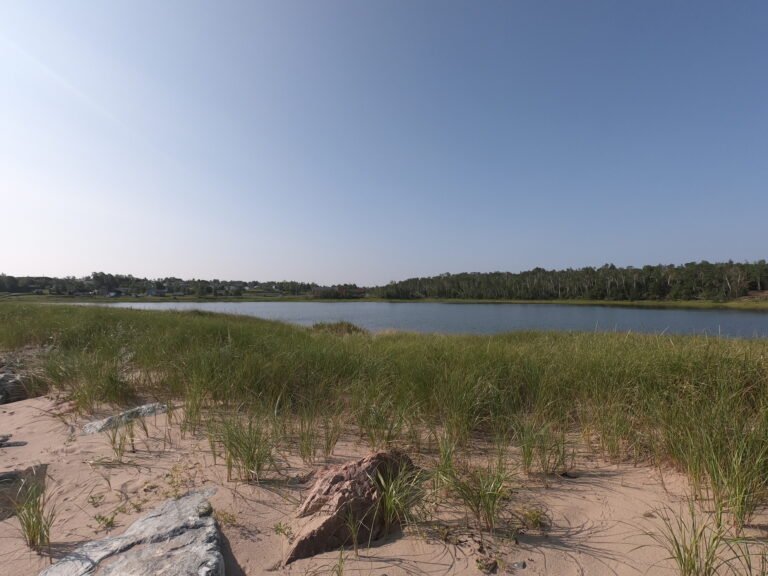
[2,260,768,311]
[3,301,768,570]
[4,293,768,312]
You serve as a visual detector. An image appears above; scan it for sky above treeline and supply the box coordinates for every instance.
[1,1,766,286]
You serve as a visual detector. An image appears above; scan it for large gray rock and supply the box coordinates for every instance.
[285,450,415,564]
[82,403,168,435]
[40,489,224,576]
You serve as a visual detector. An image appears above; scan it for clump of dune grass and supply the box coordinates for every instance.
[707,423,768,531]
[534,424,572,477]
[180,380,208,435]
[298,404,319,464]
[14,481,56,552]
[371,463,426,537]
[450,460,510,534]
[431,431,458,498]
[517,505,551,532]
[648,499,768,575]
[355,389,404,450]
[213,413,277,482]
[103,424,129,463]
[514,415,538,474]
[723,537,768,575]
[647,501,725,576]
[323,408,345,459]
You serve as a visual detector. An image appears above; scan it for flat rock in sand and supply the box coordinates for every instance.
[40,489,223,576]
[82,403,168,435]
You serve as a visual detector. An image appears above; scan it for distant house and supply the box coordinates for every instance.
[146,288,167,297]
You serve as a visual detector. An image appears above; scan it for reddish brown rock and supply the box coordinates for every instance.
[285,450,414,564]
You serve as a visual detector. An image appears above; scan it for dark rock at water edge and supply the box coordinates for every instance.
[40,489,224,576]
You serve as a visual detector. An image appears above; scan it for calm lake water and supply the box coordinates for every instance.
[102,301,768,339]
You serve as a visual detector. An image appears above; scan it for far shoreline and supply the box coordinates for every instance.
[6,293,768,312]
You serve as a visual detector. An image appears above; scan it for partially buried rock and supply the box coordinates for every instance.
[285,450,415,564]
[0,464,47,521]
[0,372,28,404]
[39,489,223,576]
[0,433,27,448]
[82,402,168,435]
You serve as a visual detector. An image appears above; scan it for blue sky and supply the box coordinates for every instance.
[1,1,766,285]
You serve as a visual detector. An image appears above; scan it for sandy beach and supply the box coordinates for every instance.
[0,395,732,576]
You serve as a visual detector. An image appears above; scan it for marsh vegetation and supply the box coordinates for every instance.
[1,302,767,572]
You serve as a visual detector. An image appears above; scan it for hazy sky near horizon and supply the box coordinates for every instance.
[1,1,767,285]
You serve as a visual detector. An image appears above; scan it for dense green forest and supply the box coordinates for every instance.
[372,261,768,301]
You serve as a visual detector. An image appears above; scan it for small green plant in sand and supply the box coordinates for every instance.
[94,511,117,532]
[14,482,57,552]
[87,492,105,508]
[103,425,129,463]
[213,509,238,527]
[273,521,293,538]
[518,506,550,532]
[164,463,192,498]
[329,548,347,576]
[343,506,363,556]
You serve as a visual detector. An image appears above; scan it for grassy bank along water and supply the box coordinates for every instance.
[6,292,768,311]
[2,301,768,570]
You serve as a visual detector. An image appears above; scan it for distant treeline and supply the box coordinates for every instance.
[3,260,767,301]
[0,272,317,297]
[371,261,768,301]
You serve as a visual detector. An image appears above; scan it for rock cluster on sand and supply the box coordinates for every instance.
[40,489,223,576]
[285,450,415,564]
[82,402,168,434]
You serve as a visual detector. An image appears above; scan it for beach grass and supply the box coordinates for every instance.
[13,481,56,552]
[2,301,768,540]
